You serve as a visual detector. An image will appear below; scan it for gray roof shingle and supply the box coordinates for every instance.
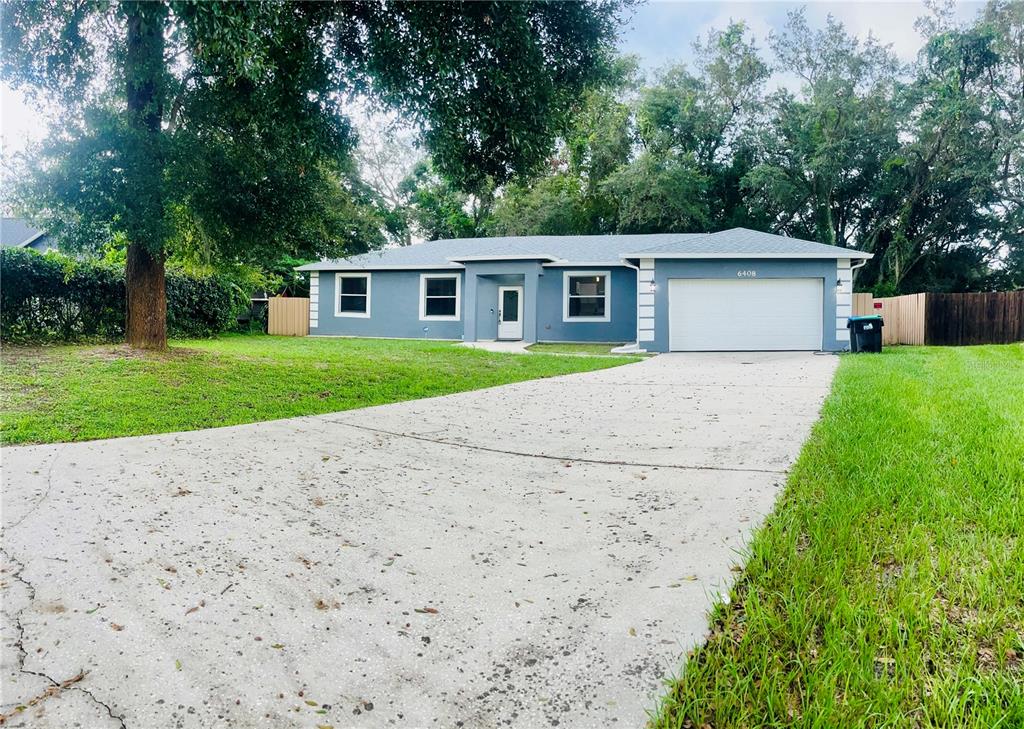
[296,227,870,270]
[0,218,46,248]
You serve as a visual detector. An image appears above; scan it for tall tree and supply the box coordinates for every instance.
[742,11,905,250]
[398,159,495,241]
[2,0,621,348]
[608,21,770,233]
[490,60,638,235]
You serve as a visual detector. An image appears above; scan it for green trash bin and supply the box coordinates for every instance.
[847,315,883,353]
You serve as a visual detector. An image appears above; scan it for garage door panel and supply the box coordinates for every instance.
[668,278,823,351]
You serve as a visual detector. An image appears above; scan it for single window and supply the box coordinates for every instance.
[420,274,461,320]
[336,273,371,317]
[564,272,610,321]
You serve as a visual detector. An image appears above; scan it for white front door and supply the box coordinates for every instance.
[497,286,524,340]
[668,278,823,351]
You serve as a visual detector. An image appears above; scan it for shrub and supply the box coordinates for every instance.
[0,248,248,342]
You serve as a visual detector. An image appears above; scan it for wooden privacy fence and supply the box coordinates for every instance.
[850,291,1023,346]
[268,297,309,336]
[926,291,1024,346]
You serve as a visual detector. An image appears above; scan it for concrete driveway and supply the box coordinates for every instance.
[1,352,837,728]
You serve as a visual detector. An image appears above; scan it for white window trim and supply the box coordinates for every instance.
[563,270,611,323]
[419,273,461,321]
[335,272,371,318]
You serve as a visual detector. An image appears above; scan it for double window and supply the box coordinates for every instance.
[335,273,371,317]
[563,271,610,322]
[419,273,461,321]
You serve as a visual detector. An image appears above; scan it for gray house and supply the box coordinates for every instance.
[0,218,56,252]
[297,228,872,352]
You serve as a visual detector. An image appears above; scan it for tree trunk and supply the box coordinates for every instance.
[124,1,168,349]
[125,243,168,349]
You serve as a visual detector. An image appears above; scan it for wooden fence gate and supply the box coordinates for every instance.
[268,297,310,336]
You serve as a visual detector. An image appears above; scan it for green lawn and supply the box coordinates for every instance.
[654,344,1024,728]
[0,334,639,445]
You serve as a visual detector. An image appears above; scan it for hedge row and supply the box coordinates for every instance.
[0,248,249,342]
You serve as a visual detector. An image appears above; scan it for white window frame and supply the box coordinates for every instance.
[563,270,611,323]
[335,272,371,318]
[419,273,461,321]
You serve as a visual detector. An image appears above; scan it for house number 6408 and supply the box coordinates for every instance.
[737,270,757,278]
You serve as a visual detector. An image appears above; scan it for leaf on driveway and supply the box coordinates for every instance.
[414,607,439,614]
[110,623,125,631]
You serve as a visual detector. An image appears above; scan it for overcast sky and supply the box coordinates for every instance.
[0,1,986,163]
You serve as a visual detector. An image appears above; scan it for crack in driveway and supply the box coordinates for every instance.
[1,547,128,728]
[329,421,789,475]
[6,452,61,532]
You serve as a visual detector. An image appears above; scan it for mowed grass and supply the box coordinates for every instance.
[0,334,639,445]
[654,344,1024,728]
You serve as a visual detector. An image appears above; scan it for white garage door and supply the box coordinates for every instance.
[668,278,823,351]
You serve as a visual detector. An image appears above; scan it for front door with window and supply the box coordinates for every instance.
[497,286,524,340]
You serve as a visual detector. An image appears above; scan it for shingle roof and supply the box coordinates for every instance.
[627,228,873,258]
[296,227,870,271]
[0,218,46,248]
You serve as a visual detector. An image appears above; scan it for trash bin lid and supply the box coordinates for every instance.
[848,315,883,321]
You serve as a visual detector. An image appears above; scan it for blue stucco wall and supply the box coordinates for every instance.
[309,263,637,344]
[536,266,637,343]
[312,270,465,340]
[648,258,840,352]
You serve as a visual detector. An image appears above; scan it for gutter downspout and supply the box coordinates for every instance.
[613,258,647,354]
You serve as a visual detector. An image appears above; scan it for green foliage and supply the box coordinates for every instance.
[1,0,622,263]
[0,249,248,342]
[397,160,494,240]
[486,5,1022,294]
[603,152,712,233]
[489,175,590,236]
[0,334,639,445]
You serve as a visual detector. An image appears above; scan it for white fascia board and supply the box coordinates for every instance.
[447,254,561,263]
[19,230,46,248]
[296,262,464,271]
[618,251,873,260]
[542,260,623,268]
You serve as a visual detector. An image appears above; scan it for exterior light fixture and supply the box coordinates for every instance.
[648,281,658,293]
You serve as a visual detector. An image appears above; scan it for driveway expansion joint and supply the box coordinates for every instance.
[331,420,789,475]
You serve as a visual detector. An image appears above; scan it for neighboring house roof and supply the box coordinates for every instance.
[0,217,49,249]
[296,227,871,271]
